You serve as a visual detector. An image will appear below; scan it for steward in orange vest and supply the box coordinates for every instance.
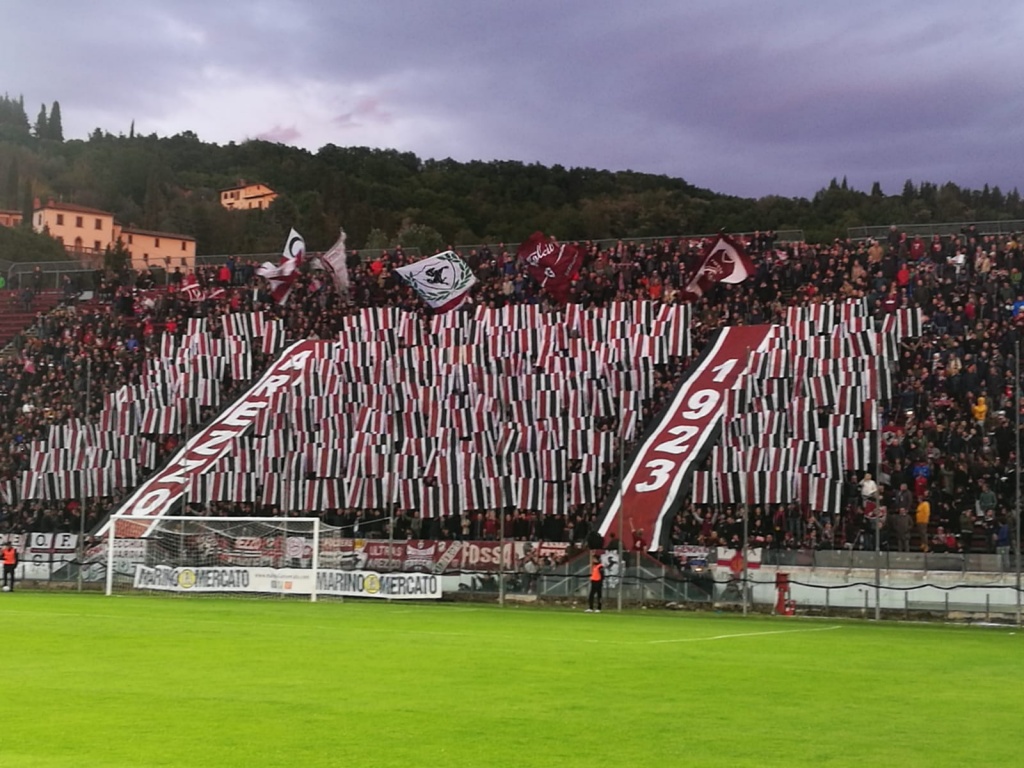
[1,542,18,592]
[586,554,604,613]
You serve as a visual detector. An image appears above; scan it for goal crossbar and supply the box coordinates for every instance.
[105,515,322,601]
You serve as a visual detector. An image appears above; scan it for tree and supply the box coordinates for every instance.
[0,93,30,141]
[394,218,443,255]
[34,104,47,138]
[363,228,390,250]
[48,100,63,141]
[142,168,166,229]
[129,120,135,139]
[902,179,916,204]
[3,158,17,209]
[103,238,132,272]
[20,178,33,227]
[0,221,69,262]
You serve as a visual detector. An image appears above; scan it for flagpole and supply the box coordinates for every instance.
[1016,337,1021,628]
[387,501,395,604]
[77,356,90,592]
[617,434,624,613]
[742,497,749,617]
[498,505,506,607]
[875,382,884,621]
[742,347,753,617]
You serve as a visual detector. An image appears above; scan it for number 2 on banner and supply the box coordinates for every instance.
[655,425,699,455]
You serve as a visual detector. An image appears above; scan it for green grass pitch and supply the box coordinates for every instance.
[1,593,1021,767]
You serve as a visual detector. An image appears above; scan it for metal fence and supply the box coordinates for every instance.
[102,230,812,272]
[5,261,98,292]
[15,540,1024,624]
[194,246,425,268]
[848,219,1024,241]
[4,228,808,282]
[527,553,1022,623]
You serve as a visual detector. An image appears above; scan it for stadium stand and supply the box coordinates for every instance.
[0,228,1020,566]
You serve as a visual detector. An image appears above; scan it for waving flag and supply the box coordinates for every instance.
[318,228,350,299]
[396,250,477,313]
[257,228,305,305]
[681,234,755,301]
[517,231,583,304]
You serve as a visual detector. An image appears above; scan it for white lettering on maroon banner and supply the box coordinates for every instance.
[101,340,321,536]
[598,325,773,550]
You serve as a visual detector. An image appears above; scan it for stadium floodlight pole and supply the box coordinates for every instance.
[77,356,90,592]
[1016,338,1022,628]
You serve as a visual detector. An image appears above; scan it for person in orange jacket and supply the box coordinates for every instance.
[586,554,604,613]
[972,396,988,433]
[1,541,18,591]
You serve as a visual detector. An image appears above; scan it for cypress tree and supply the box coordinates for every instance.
[34,104,47,138]
[48,100,63,141]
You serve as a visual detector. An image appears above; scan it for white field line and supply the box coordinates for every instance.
[647,625,841,645]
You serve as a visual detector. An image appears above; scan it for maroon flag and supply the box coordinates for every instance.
[182,285,226,303]
[681,234,755,301]
[181,283,203,302]
[517,231,583,304]
[257,228,305,305]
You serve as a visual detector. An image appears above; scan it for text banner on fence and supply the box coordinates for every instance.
[316,570,442,599]
[133,565,315,594]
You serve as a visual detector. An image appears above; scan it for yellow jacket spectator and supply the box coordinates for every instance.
[915,497,931,552]
[972,396,987,425]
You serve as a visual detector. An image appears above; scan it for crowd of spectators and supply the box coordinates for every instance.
[0,226,1020,568]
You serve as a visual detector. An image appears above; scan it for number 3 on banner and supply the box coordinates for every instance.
[636,459,675,492]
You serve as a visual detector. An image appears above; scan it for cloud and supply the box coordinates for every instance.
[256,124,302,144]
[2,0,1024,198]
[333,98,393,130]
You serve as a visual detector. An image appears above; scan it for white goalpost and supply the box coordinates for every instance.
[103,515,444,601]
[105,516,322,601]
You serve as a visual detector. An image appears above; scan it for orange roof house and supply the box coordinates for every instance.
[219,180,277,211]
[32,199,196,269]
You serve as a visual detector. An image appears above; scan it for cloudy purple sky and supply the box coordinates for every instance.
[3,1,1023,198]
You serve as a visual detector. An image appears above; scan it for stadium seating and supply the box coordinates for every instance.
[0,230,1020,566]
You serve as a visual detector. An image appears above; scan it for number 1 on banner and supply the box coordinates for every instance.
[711,358,738,383]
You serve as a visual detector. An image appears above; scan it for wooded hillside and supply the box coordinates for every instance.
[2,92,1023,259]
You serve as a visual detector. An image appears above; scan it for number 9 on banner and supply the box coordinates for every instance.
[682,389,720,420]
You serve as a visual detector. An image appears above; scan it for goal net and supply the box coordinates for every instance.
[105,516,321,601]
